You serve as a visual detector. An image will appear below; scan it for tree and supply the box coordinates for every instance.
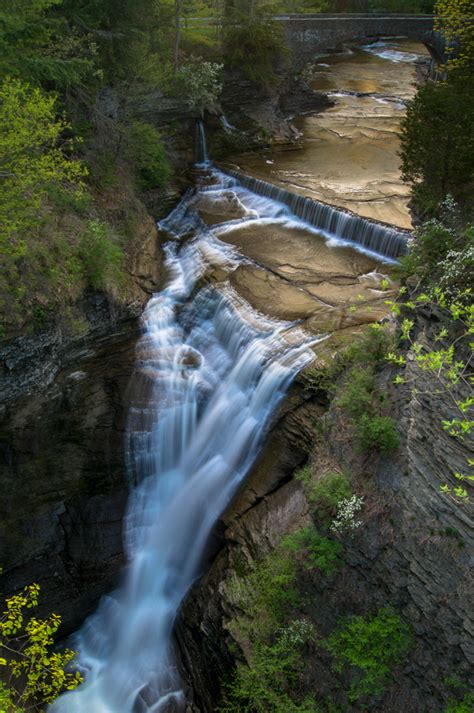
[0,78,86,258]
[399,0,474,214]
[0,0,95,87]
[435,0,474,74]
[0,582,83,710]
[223,7,289,87]
[400,73,474,212]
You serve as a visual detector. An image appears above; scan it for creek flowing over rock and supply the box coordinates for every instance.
[225,39,431,229]
[46,144,402,711]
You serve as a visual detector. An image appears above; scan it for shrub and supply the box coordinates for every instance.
[354,414,400,453]
[127,121,173,190]
[438,239,474,300]
[398,218,460,282]
[323,607,413,702]
[167,57,223,114]
[282,527,342,574]
[227,550,298,642]
[445,693,474,713]
[79,219,124,290]
[294,466,313,488]
[308,471,352,517]
[222,631,319,713]
[343,323,395,367]
[338,367,374,419]
[330,495,364,536]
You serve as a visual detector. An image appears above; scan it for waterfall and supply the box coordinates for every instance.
[196,120,209,165]
[221,168,410,260]
[220,114,238,134]
[49,179,317,713]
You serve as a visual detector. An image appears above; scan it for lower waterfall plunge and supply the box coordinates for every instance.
[49,170,320,713]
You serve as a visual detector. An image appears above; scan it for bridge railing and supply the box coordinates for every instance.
[184,13,434,26]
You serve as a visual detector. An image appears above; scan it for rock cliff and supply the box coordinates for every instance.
[177,320,473,712]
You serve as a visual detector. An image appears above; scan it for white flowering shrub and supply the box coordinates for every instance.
[438,244,474,299]
[172,57,223,114]
[331,495,364,536]
[440,194,458,214]
[278,619,316,648]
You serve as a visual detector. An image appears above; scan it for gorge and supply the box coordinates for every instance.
[1,12,473,713]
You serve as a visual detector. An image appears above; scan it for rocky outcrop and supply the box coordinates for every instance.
[0,218,165,633]
[177,321,473,711]
[177,379,324,711]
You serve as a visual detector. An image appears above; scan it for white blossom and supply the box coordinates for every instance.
[330,495,364,536]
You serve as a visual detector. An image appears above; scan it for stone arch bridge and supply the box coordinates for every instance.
[274,13,442,65]
[188,13,443,66]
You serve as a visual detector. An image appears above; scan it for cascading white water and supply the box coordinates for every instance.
[49,170,318,713]
[196,121,209,165]
[221,168,410,259]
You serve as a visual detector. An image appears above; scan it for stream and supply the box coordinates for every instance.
[225,38,430,229]
[50,38,423,713]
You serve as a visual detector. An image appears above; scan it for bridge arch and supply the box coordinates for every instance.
[277,14,443,67]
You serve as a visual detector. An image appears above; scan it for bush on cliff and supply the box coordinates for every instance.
[323,607,413,702]
[126,121,173,190]
[354,414,401,453]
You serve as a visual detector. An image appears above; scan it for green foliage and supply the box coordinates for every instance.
[398,216,474,300]
[282,527,343,574]
[354,414,400,453]
[400,75,474,213]
[333,0,434,8]
[303,324,394,400]
[166,57,223,113]
[227,550,298,644]
[79,219,124,290]
[343,323,395,368]
[223,9,289,88]
[337,367,374,419]
[127,121,173,190]
[308,471,352,516]
[0,78,86,259]
[400,0,474,214]
[222,622,319,713]
[385,288,474,502]
[0,0,96,87]
[435,0,474,75]
[445,693,474,713]
[223,523,342,711]
[0,583,82,709]
[323,608,413,702]
[334,327,399,454]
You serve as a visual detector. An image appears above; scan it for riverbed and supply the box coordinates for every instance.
[224,38,430,229]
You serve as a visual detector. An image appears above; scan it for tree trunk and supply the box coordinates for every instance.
[174,0,183,72]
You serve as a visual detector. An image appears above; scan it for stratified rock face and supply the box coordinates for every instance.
[177,380,323,712]
[177,328,473,712]
[0,221,164,633]
[0,328,137,633]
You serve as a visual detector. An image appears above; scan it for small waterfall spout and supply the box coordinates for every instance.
[49,175,317,713]
[222,168,410,260]
[196,120,209,166]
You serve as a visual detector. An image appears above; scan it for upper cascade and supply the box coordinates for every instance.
[222,168,410,260]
